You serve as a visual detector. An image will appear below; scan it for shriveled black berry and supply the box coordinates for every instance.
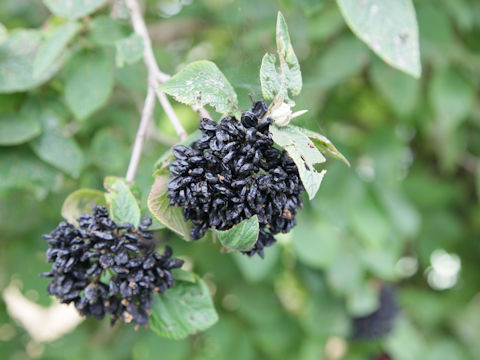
[167,99,304,258]
[351,286,399,340]
[41,205,183,326]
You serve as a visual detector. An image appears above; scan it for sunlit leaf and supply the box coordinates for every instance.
[104,177,141,227]
[61,188,106,225]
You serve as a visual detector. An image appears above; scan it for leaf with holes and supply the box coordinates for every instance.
[43,0,108,19]
[215,216,259,252]
[34,21,81,77]
[270,125,326,200]
[294,126,350,166]
[336,0,421,78]
[159,60,238,115]
[150,275,218,339]
[148,174,192,240]
[115,33,144,67]
[61,189,106,226]
[104,177,141,227]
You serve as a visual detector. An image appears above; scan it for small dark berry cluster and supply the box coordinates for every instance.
[352,286,399,340]
[41,205,183,326]
[167,99,304,258]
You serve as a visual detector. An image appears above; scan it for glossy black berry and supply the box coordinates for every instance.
[41,205,183,326]
[167,99,304,258]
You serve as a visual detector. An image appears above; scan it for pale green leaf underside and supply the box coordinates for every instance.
[0,31,63,93]
[115,33,144,67]
[34,21,81,77]
[336,0,421,78]
[148,174,192,241]
[270,125,326,200]
[43,0,108,19]
[260,54,281,101]
[30,131,84,178]
[61,188,106,226]
[104,177,141,227]
[150,276,218,339]
[159,60,238,114]
[215,215,259,252]
[0,112,41,145]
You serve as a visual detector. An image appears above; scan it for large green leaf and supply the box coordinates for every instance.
[270,125,326,200]
[0,150,58,199]
[0,112,41,145]
[148,174,191,241]
[33,21,81,78]
[150,275,218,339]
[61,188,106,225]
[30,130,84,178]
[336,0,421,78]
[104,177,141,227]
[215,216,259,252]
[0,31,62,93]
[159,60,238,114]
[65,50,114,120]
[43,0,108,19]
[115,33,144,67]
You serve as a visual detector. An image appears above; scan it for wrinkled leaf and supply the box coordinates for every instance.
[34,21,81,77]
[0,112,41,146]
[30,130,84,178]
[104,177,141,227]
[336,0,421,77]
[115,33,144,67]
[215,216,259,252]
[0,31,63,93]
[43,0,108,19]
[294,125,350,166]
[159,60,238,114]
[65,50,114,120]
[150,275,218,339]
[260,54,281,101]
[270,125,326,199]
[148,174,191,240]
[61,188,106,225]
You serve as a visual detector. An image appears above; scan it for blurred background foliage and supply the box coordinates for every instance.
[1,0,480,359]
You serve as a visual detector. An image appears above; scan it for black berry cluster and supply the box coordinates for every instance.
[41,205,183,326]
[352,286,399,340]
[167,99,304,258]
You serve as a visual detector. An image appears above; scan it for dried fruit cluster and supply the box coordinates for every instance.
[167,99,304,258]
[41,205,183,326]
[352,286,399,340]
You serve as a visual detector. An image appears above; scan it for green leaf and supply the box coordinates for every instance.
[369,59,420,115]
[0,112,41,146]
[148,174,191,241]
[104,177,141,227]
[88,15,130,47]
[0,31,63,93]
[150,275,218,339]
[293,125,350,166]
[215,216,259,252]
[61,189,106,225]
[346,285,380,316]
[65,50,114,120]
[260,54,282,101]
[115,33,144,67]
[276,11,302,96]
[43,0,108,19]
[159,60,238,114]
[336,0,421,78]
[0,23,7,43]
[270,125,326,200]
[33,21,81,78]
[30,130,84,178]
[429,67,475,129]
[232,245,280,283]
[0,150,58,199]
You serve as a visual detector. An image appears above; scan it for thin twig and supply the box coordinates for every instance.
[126,86,156,183]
